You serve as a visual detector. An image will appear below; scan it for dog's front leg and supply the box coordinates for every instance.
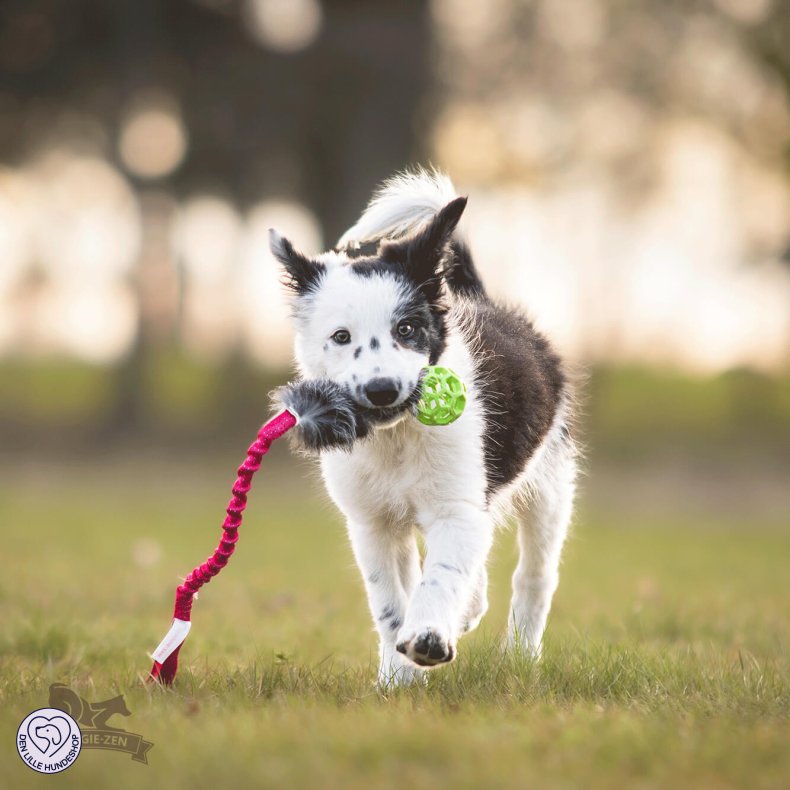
[346,519,424,688]
[396,503,493,667]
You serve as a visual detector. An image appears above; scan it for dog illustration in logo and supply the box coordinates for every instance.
[49,684,131,730]
[27,715,72,758]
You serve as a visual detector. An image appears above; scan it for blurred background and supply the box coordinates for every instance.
[2,7,789,786]
[0,0,788,524]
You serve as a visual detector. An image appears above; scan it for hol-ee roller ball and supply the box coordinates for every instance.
[148,367,465,685]
[416,365,467,426]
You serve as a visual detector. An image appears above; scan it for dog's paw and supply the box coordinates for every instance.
[395,626,456,667]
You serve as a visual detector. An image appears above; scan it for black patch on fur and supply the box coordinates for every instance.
[274,379,370,453]
[389,618,402,632]
[378,606,396,622]
[370,336,379,351]
[444,239,486,298]
[465,298,565,496]
[348,256,391,279]
[368,570,381,584]
[378,197,467,303]
[271,233,325,295]
[354,346,362,359]
[391,287,447,365]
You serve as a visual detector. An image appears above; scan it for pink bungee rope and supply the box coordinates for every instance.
[149,409,297,685]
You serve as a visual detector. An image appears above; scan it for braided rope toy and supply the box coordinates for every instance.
[148,366,465,685]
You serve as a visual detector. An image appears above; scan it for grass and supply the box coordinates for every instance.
[0,451,788,789]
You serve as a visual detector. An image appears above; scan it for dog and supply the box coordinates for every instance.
[271,169,577,686]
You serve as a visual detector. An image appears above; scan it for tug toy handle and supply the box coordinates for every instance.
[149,409,297,684]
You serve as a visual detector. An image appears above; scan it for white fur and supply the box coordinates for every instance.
[505,398,577,653]
[278,170,576,686]
[336,167,458,250]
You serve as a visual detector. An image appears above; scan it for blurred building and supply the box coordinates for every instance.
[0,0,788,372]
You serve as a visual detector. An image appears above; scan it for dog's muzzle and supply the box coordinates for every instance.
[364,377,400,407]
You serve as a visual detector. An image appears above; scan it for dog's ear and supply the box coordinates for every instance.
[379,197,467,300]
[270,229,325,295]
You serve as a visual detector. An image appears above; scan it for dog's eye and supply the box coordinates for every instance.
[397,321,415,338]
[331,329,351,345]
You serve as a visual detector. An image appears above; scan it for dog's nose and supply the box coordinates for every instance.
[365,378,399,407]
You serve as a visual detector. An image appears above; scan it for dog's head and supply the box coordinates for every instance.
[271,197,466,426]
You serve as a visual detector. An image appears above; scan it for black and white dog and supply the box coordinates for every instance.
[272,169,577,686]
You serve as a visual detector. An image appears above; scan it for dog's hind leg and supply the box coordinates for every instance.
[508,431,576,656]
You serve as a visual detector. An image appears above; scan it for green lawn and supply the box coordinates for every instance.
[0,453,788,789]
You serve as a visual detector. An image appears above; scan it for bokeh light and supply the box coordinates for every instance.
[35,280,138,363]
[173,195,242,283]
[0,167,35,294]
[118,91,189,180]
[239,199,322,364]
[31,151,142,282]
[243,0,323,53]
[713,0,773,25]
[172,196,243,360]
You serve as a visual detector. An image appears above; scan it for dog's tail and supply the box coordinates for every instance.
[336,167,486,298]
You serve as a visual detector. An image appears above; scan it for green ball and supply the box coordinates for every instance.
[416,366,467,426]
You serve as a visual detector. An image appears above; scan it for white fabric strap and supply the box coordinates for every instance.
[151,618,191,663]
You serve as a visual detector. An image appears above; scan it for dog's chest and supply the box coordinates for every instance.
[353,426,439,511]
[323,412,487,527]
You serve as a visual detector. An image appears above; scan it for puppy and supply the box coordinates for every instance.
[273,169,577,686]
